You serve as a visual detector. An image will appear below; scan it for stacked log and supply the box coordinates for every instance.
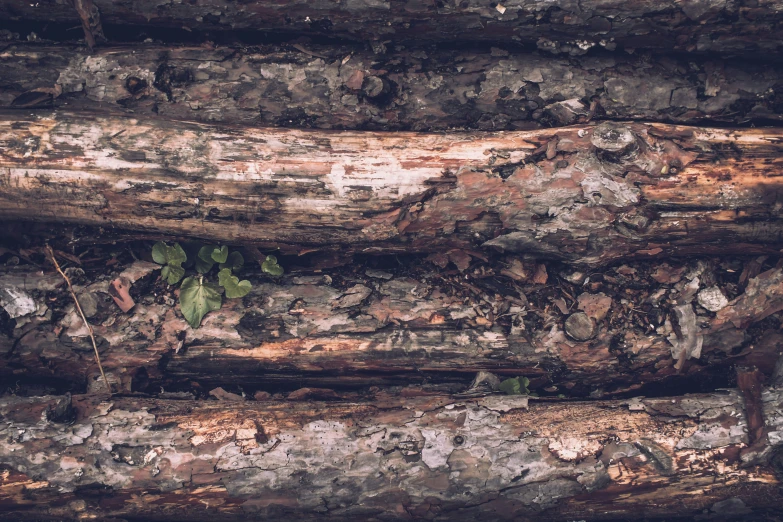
[1,1,783,520]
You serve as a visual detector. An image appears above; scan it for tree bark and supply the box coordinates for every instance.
[2,44,782,131]
[0,388,782,521]
[3,256,783,396]
[1,111,783,263]
[1,0,782,55]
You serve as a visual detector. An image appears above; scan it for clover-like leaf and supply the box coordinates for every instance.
[152,242,168,264]
[179,276,222,329]
[261,255,284,276]
[211,246,229,264]
[499,377,521,395]
[218,268,252,298]
[219,251,244,271]
[196,245,217,273]
[499,376,531,396]
[161,264,185,285]
[152,242,187,266]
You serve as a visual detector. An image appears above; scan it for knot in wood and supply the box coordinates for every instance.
[591,123,637,162]
[564,312,595,341]
[363,75,386,98]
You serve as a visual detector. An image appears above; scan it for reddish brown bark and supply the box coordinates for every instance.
[3,256,783,397]
[2,44,781,131]
[1,111,782,264]
[0,389,782,521]
[1,0,782,54]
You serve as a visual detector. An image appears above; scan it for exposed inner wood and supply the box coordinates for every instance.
[1,0,782,54]
[1,45,781,131]
[0,389,781,521]
[3,254,782,396]
[1,111,782,264]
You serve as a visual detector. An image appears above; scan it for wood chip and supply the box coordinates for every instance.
[333,284,372,308]
[448,250,472,272]
[209,387,244,401]
[287,388,341,400]
[532,263,548,284]
[651,263,686,284]
[577,292,612,321]
[108,277,135,313]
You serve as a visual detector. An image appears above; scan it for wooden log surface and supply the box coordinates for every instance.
[1,111,783,263]
[1,0,782,55]
[2,44,782,131]
[0,388,782,521]
[3,254,783,396]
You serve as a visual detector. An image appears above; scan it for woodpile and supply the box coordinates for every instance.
[1,2,782,520]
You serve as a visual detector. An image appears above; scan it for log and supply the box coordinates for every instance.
[1,111,783,264]
[2,44,782,131]
[2,0,783,55]
[0,388,782,520]
[3,254,783,396]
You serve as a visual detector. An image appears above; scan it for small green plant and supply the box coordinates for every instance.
[499,376,531,396]
[151,241,186,284]
[261,254,284,276]
[151,242,280,328]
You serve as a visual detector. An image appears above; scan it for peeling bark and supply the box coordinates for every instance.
[2,0,783,54]
[1,111,783,264]
[0,388,782,520]
[2,44,782,131]
[3,258,782,396]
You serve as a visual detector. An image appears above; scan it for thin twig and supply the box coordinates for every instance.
[46,245,110,394]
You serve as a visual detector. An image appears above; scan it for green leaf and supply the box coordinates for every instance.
[179,276,222,329]
[219,251,244,271]
[196,245,217,273]
[211,246,229,264]
[168,243,187,266]
[261,255,284,276]
[499,378,521,395]
[198,245,217,263]
[152,242,168,264]
[152,241,187,266]
[195,257,215,274]
[161,264,185,284]
[218,268,252,298]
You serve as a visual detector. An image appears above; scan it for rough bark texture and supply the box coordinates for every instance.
[2,0,783,54]
[3,255,783,396]
[0,389,782,521]
[1,111,783,264]
[2,44,782,131]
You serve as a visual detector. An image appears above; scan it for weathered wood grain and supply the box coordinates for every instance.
[1,111,782,263]
[0,389,781,520]
[3,258,782,396]
[1,0,782,54]
[2,45,781,131]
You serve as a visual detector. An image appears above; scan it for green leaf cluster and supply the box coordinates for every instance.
[152,242,187,284]
[150,242,278,329]
[499,376,531,396]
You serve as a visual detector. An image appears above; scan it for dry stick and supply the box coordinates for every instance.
[69,0,104,51]
[45,245,110,394]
